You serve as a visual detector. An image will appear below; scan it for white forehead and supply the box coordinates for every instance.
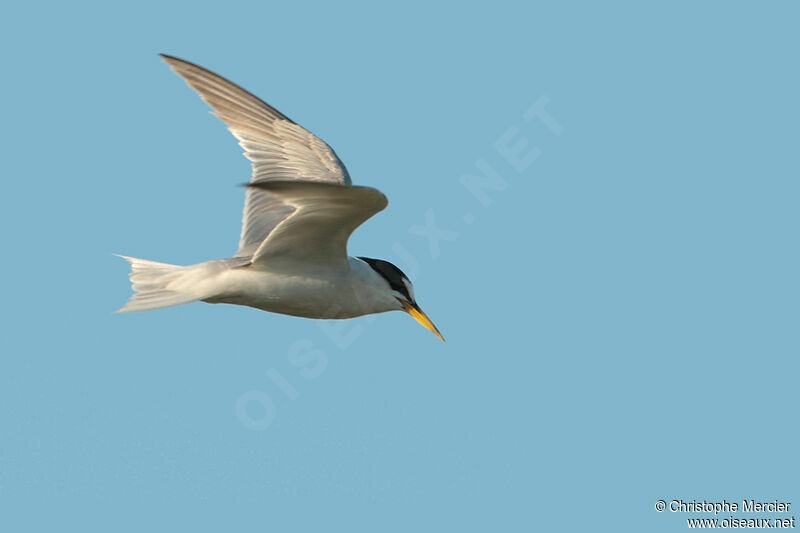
[401,277,415,301]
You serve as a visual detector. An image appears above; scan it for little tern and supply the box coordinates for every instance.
[116,55,443,341]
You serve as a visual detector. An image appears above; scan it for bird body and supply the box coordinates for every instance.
[202,257,401,319]
[117,55,443,340]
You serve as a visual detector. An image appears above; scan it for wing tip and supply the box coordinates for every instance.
[159,53,198,72]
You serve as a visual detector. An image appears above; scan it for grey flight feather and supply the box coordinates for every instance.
[245,181,387,268]
[159,54,353,258]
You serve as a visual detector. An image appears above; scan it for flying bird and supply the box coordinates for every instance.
[116,55,443,341]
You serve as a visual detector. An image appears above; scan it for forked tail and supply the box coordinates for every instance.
[115,255,200,313]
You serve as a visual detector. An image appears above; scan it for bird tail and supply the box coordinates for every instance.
[115,255,200,313]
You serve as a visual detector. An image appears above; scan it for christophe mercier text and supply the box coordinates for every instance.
[670,500,791,514]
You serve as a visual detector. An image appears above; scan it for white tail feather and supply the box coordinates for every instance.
[115,255,199,313]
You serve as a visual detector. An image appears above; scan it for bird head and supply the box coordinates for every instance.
[358,257,444,342]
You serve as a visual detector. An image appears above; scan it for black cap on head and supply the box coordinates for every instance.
[358,257,413,302]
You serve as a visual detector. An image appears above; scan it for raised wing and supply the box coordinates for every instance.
[159,55,352,257]
[245,181,387,269]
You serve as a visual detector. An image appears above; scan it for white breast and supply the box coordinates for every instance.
[203,257,400,319]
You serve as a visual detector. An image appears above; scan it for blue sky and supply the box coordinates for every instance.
[1,2,798,531]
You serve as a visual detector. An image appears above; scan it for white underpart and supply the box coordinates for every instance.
[118,256,403,318]
[206,258,403,318]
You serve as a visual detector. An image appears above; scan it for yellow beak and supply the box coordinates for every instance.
[402,301,445,342]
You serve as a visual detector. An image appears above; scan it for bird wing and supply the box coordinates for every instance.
[245,181,387,268]
[159,54,352,257]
